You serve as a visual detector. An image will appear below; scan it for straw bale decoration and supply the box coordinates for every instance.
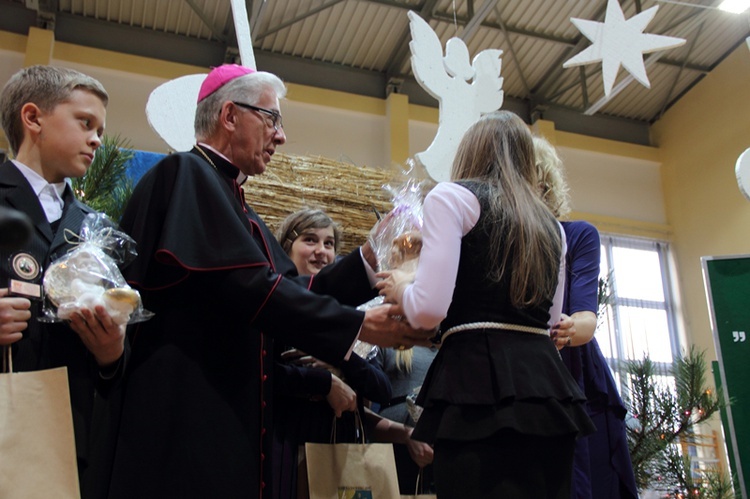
[243,153,396,255]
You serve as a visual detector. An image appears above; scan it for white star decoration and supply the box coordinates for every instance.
[563,0,685,97]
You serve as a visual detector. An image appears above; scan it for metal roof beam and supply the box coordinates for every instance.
[657,20,704,120]
[658,57,709,73]
[254,0,345,40]
[431,10,576,46]
[580,66,589,109]
[184,0,227,43]
[460,0,498,41]
[493,2,530,95]
[359,0,427,10]
[51,11,227,66]
[249,0,268,42]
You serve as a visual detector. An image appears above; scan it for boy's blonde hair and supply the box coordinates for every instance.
[0,65,109,156]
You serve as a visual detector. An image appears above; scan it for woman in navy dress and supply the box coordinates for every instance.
[535,136,638,499]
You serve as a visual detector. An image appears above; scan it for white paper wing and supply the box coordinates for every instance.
[408,10,451,99]
[146,74,205,152]
[471,49,504,115]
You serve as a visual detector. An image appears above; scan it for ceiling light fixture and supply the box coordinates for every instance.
[657,0,750,13]
[718,0,750,13]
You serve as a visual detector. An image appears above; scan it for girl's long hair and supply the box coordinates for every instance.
[450,111,561,307]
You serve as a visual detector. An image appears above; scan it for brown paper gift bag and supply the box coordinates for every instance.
[305,441,401,499]
[304,412,401,499]
[0,346,81,499]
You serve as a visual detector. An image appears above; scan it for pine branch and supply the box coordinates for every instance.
[71,134,135,222]
[625,348,727,493]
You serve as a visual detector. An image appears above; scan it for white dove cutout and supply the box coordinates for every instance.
[408,10,504,183]
[146,0,256,151]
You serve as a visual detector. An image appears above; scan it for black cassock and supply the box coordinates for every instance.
[108,148,376,498]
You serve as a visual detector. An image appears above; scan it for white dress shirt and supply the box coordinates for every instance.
[13,160,66,223]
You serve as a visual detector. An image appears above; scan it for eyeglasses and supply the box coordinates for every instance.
[232,101,284,131]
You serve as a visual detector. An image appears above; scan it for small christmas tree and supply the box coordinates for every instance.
[71,134,134,222]
[623,347,736,497]
[597,275,737,496]
[654,446,738,498]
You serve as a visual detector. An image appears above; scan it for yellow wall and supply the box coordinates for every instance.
[652,44,750,355]
[651,42,750,475]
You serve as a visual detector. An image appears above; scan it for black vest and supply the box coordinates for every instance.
[440,180,557,332]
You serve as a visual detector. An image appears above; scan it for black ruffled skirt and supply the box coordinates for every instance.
[412,328,596,444]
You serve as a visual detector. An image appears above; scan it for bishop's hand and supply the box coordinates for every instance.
[359,303,434,349]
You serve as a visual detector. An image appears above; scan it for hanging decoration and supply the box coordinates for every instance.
[408,10,504,183]
[563,0,685,98]
[735,148,750,201]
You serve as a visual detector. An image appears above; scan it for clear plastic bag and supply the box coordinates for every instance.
[40,213,154,325]
[355,170,429,358]
[367,175,426,273]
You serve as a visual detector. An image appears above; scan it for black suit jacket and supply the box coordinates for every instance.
[0,160,120,498]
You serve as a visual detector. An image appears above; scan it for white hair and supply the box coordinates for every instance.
[194,71,287,139]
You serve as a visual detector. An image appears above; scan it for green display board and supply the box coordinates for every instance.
[702,255,750,499]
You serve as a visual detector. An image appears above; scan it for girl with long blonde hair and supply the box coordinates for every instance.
[377,111,594,498]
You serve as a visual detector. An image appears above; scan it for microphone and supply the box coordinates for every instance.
[0,205,33,251]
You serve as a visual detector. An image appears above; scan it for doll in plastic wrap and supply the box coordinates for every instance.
[355,177,427,359]
[42,213,152,327]
[389,231,422,275]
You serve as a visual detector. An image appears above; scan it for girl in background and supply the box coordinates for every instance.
[271,208,391,499]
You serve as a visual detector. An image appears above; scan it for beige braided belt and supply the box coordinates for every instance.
[440,321,550,343]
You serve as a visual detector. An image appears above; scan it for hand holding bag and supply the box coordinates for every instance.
[304,411,401,499]
[0,346,81,499]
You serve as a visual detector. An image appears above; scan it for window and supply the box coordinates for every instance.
[595,234,681,386]
[596,235,726,496]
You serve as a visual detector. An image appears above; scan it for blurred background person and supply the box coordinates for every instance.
[373,345,437,495]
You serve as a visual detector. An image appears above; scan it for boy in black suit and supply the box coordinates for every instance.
[0,65,126,497]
